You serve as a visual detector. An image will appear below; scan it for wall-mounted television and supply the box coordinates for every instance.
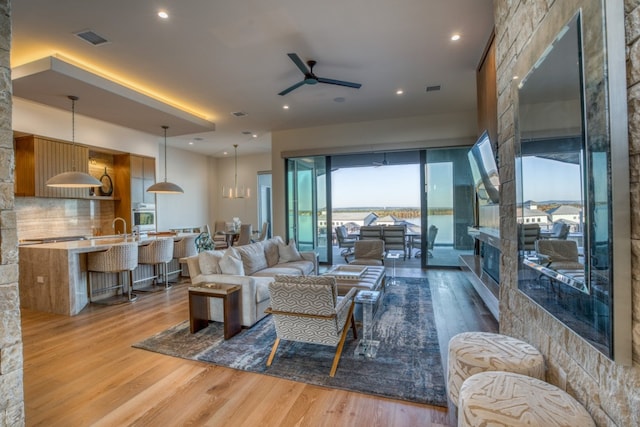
[468,130,500,205]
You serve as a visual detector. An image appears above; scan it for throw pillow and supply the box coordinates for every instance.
[198,250,225,275]
[262,236,284,267]
[278,239,303,263]
[236,243,268,275]
[219,248,245,275]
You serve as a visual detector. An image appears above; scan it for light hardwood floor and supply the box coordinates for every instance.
[21,268,497,426]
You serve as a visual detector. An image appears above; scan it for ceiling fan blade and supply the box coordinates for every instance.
[278,80,306,96]
[287,53,309,75]
[317,77,362,89]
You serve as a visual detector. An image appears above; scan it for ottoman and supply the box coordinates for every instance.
[447,332,545,407]
[458,371,595,427]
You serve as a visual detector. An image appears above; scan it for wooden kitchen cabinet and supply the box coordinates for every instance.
[113,154,156,234]
[14,135,94,199]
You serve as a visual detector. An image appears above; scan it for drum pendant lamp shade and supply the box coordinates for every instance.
[147,126,184,194]
[46,96,102,188]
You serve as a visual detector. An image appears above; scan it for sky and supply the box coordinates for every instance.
[331,164,421,208]
[520,157,582,202]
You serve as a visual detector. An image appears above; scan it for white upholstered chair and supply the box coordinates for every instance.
[266,275,358,377]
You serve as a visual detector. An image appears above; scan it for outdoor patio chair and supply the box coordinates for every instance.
[265,275,358,377]
[359,225,382,240]
[382,225,407,260]
[335,226,356,260]
[518,223,540,253]
[535,239,583,271]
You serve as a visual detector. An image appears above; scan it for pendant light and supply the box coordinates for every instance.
[223,144,249,198]
[146,126,184,194]
[46,96,103,188]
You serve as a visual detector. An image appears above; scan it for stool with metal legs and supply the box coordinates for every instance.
[87,242,139,304]
[134,238,174,291]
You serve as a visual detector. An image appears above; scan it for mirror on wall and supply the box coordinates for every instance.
[515,3,630,363]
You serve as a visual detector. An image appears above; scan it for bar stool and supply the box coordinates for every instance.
[135,238,174,291]
[167,234,198,282]
[87,242,139,304]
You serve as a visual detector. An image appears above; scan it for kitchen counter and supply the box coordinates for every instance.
[19,233,197,316]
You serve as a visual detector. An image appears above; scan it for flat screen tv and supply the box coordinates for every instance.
[468,131,500,204]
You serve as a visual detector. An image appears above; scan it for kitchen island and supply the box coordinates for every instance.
[19,234,196,316]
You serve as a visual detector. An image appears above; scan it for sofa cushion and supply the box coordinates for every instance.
[235,242,268,275]
[278,239,303,263]
[253,266,306,277]
[219,248,245,275]
[198,250,226,275]
[262,236,284,267]
[276,260,314,275]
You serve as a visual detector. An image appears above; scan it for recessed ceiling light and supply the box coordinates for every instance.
[451,34,461,41]
[158,11,169,19]
[252,134,257,138]
[513,75,519,80]
[188,141,194,145]
[283,105,289,109]
[396,89,404,95]
[223,151,228,156]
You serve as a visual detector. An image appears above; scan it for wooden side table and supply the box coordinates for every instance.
[188,283,242,339]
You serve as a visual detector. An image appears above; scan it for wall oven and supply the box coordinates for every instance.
[132,203,156,232]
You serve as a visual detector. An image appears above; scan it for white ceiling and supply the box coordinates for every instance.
[11,0,494,157]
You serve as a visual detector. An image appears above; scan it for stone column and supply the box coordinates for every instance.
[0,1,24,425]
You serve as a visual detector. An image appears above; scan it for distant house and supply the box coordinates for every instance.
[547,205,582,232]
[516,206,549,227]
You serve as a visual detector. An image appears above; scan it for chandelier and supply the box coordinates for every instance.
[223,144,249,198]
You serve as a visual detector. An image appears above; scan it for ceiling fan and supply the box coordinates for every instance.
[373,153,389,167]
[278,53,362,96]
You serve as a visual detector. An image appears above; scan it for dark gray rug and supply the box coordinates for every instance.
[133,277,447,407]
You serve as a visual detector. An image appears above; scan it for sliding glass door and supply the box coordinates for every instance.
[422,147,475,267]
[285,157,330,262]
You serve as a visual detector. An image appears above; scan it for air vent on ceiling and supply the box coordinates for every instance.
[231,111,248,117]
[426,85,441,92]
[241,131,252,135]
[74,30,110,46]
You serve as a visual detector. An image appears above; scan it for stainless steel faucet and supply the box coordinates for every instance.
[112,217,127,235]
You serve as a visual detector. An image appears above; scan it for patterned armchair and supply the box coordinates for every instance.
[266,275,358,377]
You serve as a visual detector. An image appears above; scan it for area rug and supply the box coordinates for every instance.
[133,277,447,407]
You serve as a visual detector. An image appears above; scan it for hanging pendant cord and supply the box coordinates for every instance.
[234,144,239,193]
[163,125,169,182]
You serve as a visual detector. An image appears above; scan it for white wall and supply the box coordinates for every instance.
[13,98,157,157]
[155,145,210,231]
[13,97,211,231]
[212,152,272,230]
[270,111,478,237]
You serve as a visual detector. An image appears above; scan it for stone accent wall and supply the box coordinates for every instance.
[495,0,640,426]
[0,1,23,426]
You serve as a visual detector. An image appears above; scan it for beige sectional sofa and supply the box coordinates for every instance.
[185,236,317,327]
